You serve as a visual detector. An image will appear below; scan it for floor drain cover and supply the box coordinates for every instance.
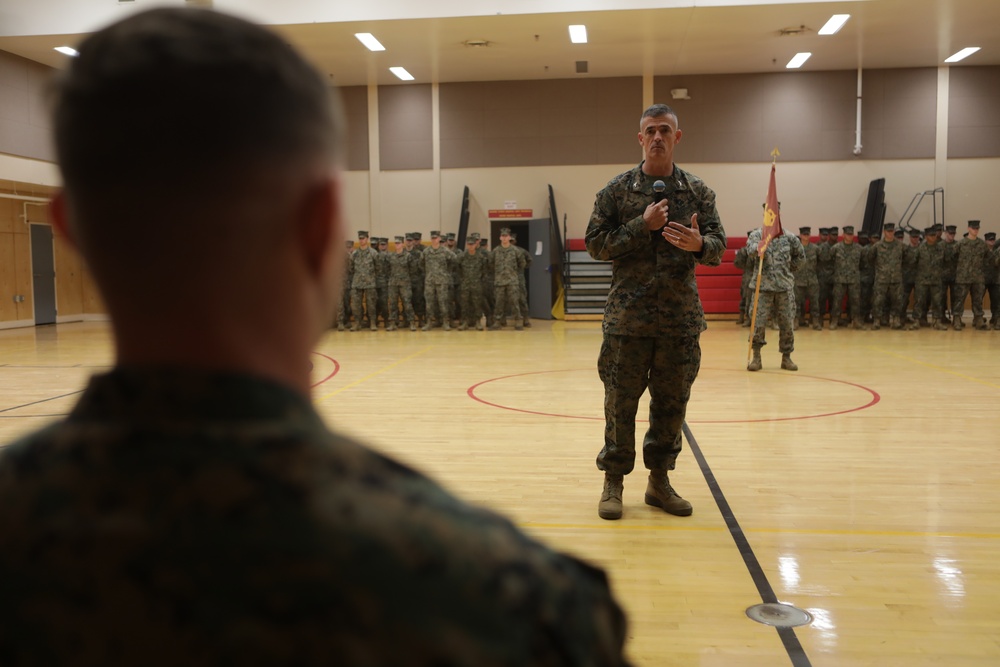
[746,602,813,628]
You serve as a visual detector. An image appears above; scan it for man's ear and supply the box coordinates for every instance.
[297,174,343,279]
[50,190,78,251]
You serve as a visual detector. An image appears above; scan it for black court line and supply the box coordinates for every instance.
[683,421,813,667]
[0,414,69,419]
[0,391,84,415]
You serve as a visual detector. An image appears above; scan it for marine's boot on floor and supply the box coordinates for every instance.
[598,473,624,520]
[781,353,798,371]
[747,346,762,372]
[645,469,692,517]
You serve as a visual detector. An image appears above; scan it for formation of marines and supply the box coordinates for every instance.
[337,227,531,331]
[738,220,1000,331]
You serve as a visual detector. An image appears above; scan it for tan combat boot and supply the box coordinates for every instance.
[747,346,762,372]
[781,353,798,371]
[598,474,624,520]
[645,469,692,516]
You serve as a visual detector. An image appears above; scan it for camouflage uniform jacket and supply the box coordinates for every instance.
[0,369,631,666]
[585,163,726,337]
[954,236,988,283]
[985,245,1000,286]
[408,246,426,282]
[350,246,379,289]
[828,242,862,284]
[490,245,525,287]
[386,251,412,286]
[422,245,455,286]
[816,241,835,283]
[458,249,488,283]
[745,229,804,292]
[376,251,390,287]
[516,245,533,279]
[793,242,820,288]
[941,240,959,281]
[914,241,947,285]
[870,239,905,283]
[733,245,754,288]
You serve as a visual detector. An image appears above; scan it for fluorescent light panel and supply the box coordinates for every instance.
[944,47,980,63]
[354,33,385,52]
[786,52,812,69]
[389,67,414,81]
[569,25,588,44]
[54,46,79,56]
[818,14,850,35]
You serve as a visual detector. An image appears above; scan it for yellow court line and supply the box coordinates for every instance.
[866,345,1000,390]
[521,521,1000,540]
[314,346,434,403]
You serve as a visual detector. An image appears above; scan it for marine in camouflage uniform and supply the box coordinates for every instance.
[941,225,959,322]
[585,104,726,522]
[952,220,990,330]
[816,227,837,326]
[446,232,461,324]
[374,237,391,328]
[408,232,426,326]
[984,232,1000,330]
[350,230,379,331]
[745,228,804,371]
[421,230,455,331]
[910,225,949,330]
[859,232,877,324]
[824,225,863,329]
[478,238,495,327]
[900,228,921,322]
[489,229,527,329]
[868,223,906,329]
[733,244,754,327]
[793,226,822,330]
[457,233,488,330]
[387,235,417,331]
[337,239,354,330]
[0,10,632,665]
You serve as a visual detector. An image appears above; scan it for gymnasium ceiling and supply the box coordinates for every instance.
[0,0,997,86]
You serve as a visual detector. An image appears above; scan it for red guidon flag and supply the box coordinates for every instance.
[758,163,782,257]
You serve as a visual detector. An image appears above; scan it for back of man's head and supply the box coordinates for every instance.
[51,8,343,290]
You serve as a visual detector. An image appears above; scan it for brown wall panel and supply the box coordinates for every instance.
[0,232,16,322]
[13,231,32,321]
[54,230,83,317]
[378,84,432,170]
[339,85,370,171]
[949,66,1000,158]
[0,50,55,162]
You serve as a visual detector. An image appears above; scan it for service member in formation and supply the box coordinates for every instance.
[350,230,379,331]
[457,233,489,330]
[585,103,726,521]
[941,224,959,323]
[816,227,836,327]
[421,230,455,331]
[793,226,822,330]
[387,235,418,331]
[984,232,1000,330]
[951,220,990,330]
[408,231,426,327]
[825,225,862,329]
[909,225,949,330]
[745,225,804,371]
[337,238,354,331]
[510,231,533,327]
[868,223,906,330]
[489,228,527,330]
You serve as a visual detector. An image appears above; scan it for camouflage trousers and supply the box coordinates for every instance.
[424,281,450,325]
[596,333,701,476]
[832,282,860,321]
[518,277,529,320]
[861,278,874,322]
[794,283,820,322]
[494,284,522,321]
[410,277,426,320]
[388,281,416,324]
[350,287,377,325]
[943,280,957,317]
[872,280,904,323]
[952,282,985,322]
[914,283,944,321]
[818,279,835,318]
[901,281,916,317]
[459,284,486,326]
[337,285,352,326]
[752,290,795,353]
[376,283,389,324]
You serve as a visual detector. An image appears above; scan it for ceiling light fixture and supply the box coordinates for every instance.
[389,67,415,81]
[54,46,79,57]
[944,47,980,63]
[786,52,812,69]
[818,14,850,35]
[355,33,386,52]
[569,25,588,44]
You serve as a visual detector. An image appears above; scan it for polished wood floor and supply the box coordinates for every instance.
[1,318,999,666]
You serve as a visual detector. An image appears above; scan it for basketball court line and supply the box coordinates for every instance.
[866,345,1000,390]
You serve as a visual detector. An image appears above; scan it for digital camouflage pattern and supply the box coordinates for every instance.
[913,240,947,323]
[408,243,426,322]
[422,245,455,326]
[0,369,631,666]
[351,246,380,328]
[745,230,802,351]
[490,245,525,324]
[951,235,988,326]
[457,250,488,328]
[586,162,724,477]
[585,164,726,338]
[386,250,416,326]
[793,241,821,325]
[868,239,905,323]
[824,241,862,323]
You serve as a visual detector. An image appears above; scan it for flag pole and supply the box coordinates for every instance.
[746,148,781,366]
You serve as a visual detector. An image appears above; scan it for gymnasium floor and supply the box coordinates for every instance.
[1,318,999,666]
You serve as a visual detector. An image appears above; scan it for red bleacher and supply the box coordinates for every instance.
[565,236,746,314]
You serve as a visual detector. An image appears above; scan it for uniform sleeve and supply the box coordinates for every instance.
[585,180,649,262]
[789,235,806,273]
[690,182,726,267]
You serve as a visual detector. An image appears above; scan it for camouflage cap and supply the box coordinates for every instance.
[883,223,895,231]
[909,228,921,237]
[378,237,388,245]
[479,238,488,246]
[945,225,957,233]
[798,226,811,234]
[828,226,839,234]
[896,229,906,238]
[467,233,480,244]
[509,232,518,240]
[413,232,423,240]
[818,227,829,235]
[430,230,441,238]
[446,232,456,240]
[869,232,879,240]
[395,235,405,243]
[931,224,943,233]
[357,230,369,239]
[923,227,934,235]
[404,233,414,241]
[968,219,981,229]
[985,232,996,241]
[842,225,855,234]
[345,240,355,248]
[500,227,511,235]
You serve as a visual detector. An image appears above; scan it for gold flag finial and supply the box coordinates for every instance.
[771,147,781,163]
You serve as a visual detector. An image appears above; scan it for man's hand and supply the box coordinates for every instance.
[662,213,704,252]
[643,200,669,231]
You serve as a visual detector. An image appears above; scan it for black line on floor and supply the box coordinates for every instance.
[683,421,813,667]
[0,391,84,415]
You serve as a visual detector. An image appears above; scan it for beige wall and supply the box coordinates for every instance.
[0,51,54,163]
